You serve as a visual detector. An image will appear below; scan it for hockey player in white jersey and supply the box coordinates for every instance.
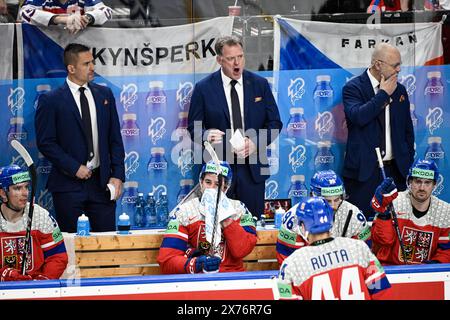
[276,170,370,265]
[20,0,112,34]
[275,197,391,300]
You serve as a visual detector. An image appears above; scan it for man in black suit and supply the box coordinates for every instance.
[35,43,125,232]
[342,42,414,219]
[188,35,282,218]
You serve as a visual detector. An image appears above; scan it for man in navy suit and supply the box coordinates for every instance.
[188,35,282,218]
[342,42,414,220]
[35,43,125,232]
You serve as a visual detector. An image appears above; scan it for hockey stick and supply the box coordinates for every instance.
[10,140,37,275]
[375,147,408,264]
[204,141,223,256]
[341,209,353,237]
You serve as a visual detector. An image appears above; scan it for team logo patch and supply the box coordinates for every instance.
[1,236,33,271]
[400,227,433,263]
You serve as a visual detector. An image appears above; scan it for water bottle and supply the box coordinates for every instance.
[177,179,194,204]
[156,192,169,228]
[7,117,27,143]
[424,136,445,168]
[174,112,190,144]
[313,75,334,111]
[286,107,307,141]
[146,81,167,113]
[134,192,146,228]
[274,206,286,229]
[120,181,139,226]
[288,175,308,206]
[117,212,131,234]
[145,192,157,228]
[410,104,418,128]
[120,113,140,151]
[314,141,335,171]
[76,213,90,236]
[424,71,444,133]
[147,147,168,180]
[33,84,51,110]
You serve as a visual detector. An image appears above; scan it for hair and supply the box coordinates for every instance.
[214,35,243,56]
[63,43,91,67]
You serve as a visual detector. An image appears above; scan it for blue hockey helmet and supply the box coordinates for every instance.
[0,165,30,191]
[199,160,233,185]
[310,170,344,197]
[296,197,334,234]
[407,158,439,183]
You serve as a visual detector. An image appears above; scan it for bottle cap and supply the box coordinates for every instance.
[318,141,331,148]
[36,84,51,92]
[123,113,137,121]
[10,117,24,125]
[178,112,188,119]
[180,179,194,186]
[124,181,138,188]
[290,107,304,115]
[428,136,442,144]
[138,192,144,197]
[149,80,164,88]
[148,192,154,197]
[316,75,331,82]
[427,71,441,79]
[78,213,89,221]
[291,175,305,183]
[151,147,165,155]
[119,212,129,221]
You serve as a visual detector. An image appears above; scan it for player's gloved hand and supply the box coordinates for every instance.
[371,177,398,214]
[185,255,221,274]
[66,12,84,34]
[30,272,50,280]
[184,247,203,258]
[0,267,32,282]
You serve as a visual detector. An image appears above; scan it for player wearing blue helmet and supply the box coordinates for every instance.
[158,160,257,274]
[371,159,450,265]
[276,197,391,300]
[276,170,370,265]
[0,165,67,281]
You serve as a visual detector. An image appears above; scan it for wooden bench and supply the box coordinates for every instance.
[74,229,278,278]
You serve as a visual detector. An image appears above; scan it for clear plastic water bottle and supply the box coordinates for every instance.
[76,213,90,236]
[314,141,335,171]
[134,192,146,228]
[120,113,140,151]
[288,175,308,206]
[424,136,445,167]
[117,212,131,234]
[177,179,194,204]
[33,84,51,110]
[286,107,307,140]
[7,117,27,143]
[145,192,157,228]
[313,75,334,111]
[410,104,418,128]
[147,147,168,180]
[274,206,286,229]
[156,192,169,228]
[146,81,167,113]
[120,181,139,226]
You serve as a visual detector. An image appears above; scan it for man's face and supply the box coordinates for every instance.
[200,173,228,193]
[410,178,435,203]
[324,195,342,211]
[217,44,245,80]
[68,51,95,85]
[376,49,402,80]
[1,182,29,210]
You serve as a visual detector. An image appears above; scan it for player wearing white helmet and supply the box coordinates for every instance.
[371,159,450,265]
[276,170,370,265]
[0,165,67,281]
[275,197,391,300]
[157,160,257,274]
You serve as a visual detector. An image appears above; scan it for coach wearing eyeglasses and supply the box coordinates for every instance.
[342,42,414,220]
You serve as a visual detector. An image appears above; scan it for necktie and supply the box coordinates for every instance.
[376,85,386,157]
[230,80,243,133]
[79,87,94,161]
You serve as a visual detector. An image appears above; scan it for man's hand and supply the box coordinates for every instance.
[379,74,398,96]
[234,137,256,158]
[371,177,398,214]
[76,165,92,180]
[1,268,32,282]
[108,177,123,200]
[66,12,85,34]
[206,129,225,145]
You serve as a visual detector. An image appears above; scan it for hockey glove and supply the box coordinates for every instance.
[371,177,398,214]
[185,255,221,274]
[0,267,32,282]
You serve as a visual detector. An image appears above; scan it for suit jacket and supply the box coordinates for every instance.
[342,70,414,182]
[188,69,282,183]
[35,81,125,192]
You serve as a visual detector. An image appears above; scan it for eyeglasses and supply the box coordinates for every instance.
[377,59,401,69]
[223,54,244,63]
